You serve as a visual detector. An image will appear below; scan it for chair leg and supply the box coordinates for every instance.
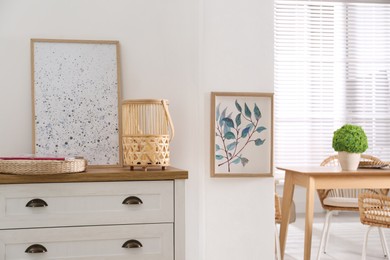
[362,226,373,260]
[317,210,333,260]
[378,227,389,258]
[323,211,335,253]
[275,224,281,260]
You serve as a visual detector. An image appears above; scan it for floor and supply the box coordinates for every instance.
[282,212,390,260]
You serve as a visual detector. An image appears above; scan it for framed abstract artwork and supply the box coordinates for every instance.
[31,39,122,167]
[210,92,273,177]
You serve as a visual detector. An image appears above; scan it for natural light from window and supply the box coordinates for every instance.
[274,0,390,174]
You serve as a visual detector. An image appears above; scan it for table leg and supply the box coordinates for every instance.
[280,171,294,259]
[304,177,315,260]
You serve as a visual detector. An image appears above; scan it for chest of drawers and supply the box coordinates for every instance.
[0,167,187,260]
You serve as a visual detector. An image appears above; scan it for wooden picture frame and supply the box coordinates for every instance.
[211,92,273,177]
[31,39,122,167]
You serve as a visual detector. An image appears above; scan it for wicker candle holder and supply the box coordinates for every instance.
[122,99,174,171]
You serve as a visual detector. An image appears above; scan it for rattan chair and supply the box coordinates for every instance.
[316,154,389,260]
[275,193,296,260]
[358,193,390,260]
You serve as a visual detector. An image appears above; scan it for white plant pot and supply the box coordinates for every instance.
[338,151,361,171]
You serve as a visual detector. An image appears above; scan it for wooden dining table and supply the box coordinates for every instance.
[277,166,390,260]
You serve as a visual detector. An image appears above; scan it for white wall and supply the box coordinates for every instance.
[200,0,274,259]
[0,0,274,259]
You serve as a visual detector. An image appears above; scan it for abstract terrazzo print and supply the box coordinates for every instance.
[32,40,121,166]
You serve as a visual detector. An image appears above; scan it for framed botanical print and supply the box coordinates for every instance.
[211,92,273,177]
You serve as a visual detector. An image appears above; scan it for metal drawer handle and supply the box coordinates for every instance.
[122,196,143,205]
[25,244,47,253]
[25,198,48,208]
[122,239,143,248]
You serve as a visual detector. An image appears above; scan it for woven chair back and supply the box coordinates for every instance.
[318,154,389,211]
[359,193,390,229]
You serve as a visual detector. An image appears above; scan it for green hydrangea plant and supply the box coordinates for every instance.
[332,124,368,154]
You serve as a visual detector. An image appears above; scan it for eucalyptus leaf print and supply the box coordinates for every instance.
[214,99,267,172]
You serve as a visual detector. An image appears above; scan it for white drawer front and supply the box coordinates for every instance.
[0,181,173,229]
[0,223,173,260]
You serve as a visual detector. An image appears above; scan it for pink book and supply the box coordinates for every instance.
[0,156,66,161]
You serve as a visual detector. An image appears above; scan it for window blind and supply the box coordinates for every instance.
[274,0,390,169]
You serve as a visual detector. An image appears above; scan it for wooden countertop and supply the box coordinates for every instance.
[0,166,188,184]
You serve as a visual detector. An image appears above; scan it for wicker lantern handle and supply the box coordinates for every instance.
[161,100,175,142]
